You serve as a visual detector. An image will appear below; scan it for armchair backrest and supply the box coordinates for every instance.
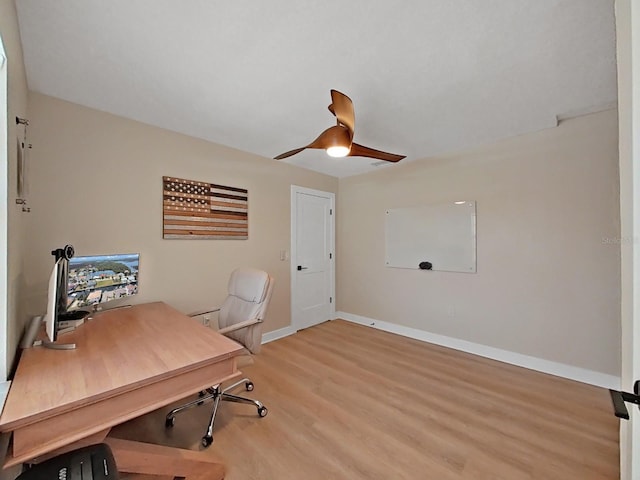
[218,268,274,354]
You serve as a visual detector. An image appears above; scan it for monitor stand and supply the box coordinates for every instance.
[43,340,76,350]
[23,316,77,350]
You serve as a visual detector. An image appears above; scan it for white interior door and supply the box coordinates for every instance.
[291,186,335,331]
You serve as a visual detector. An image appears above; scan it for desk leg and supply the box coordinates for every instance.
[104,438,225,480]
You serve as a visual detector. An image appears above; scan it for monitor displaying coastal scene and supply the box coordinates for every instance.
[67,253,139,310]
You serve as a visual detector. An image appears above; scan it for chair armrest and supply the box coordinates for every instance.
[218,318,262,336]
[188,308,221,317]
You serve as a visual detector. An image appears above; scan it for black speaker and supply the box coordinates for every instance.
[17,443,118,480]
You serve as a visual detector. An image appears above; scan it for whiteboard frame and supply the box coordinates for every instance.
[384,201,477,273]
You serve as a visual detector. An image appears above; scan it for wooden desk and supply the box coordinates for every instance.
[0,302,244,479]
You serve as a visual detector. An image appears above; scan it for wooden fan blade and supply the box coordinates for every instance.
[274,126,351,160]
[328,90,355,135]
[274,147,307,160]
[308,125,351,150]
[348,143,405,162]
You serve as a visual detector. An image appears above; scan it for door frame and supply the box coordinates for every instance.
[290,185,335,331]
[617,0,640,478]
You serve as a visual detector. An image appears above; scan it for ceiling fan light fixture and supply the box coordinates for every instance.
[324,125,351,157]
[274,90,405,163]
[326,145,350,157]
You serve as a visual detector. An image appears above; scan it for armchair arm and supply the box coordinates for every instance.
[188,308,221,317]
[217,318,262,336]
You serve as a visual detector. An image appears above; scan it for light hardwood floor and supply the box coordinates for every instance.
[112,319,619,479]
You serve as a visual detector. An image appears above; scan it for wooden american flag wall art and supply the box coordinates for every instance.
[163,176,248,239]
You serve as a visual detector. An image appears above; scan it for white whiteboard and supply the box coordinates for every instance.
[385,201,476,273]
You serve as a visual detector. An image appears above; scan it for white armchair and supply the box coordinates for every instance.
[165,267,274,447]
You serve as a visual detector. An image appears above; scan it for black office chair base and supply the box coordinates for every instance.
[165,378,267,448]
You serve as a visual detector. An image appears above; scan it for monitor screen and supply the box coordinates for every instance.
[67,253,139,311]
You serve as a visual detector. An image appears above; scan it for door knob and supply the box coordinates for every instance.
[297,266,308,271]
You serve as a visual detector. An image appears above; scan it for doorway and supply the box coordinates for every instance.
[290,186,335,331]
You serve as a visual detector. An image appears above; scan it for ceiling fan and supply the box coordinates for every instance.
[274,90,405,163]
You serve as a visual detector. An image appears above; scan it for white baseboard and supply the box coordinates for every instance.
[262,326,297,344]
[336,311,620,390]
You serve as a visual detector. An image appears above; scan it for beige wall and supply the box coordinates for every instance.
[337,109,620,376]
[24,93,337,333]
[1,0,29,374]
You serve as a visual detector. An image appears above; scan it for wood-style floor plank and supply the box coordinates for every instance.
[112,320,619,479]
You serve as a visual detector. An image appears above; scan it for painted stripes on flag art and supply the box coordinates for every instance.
[163,176,248,239]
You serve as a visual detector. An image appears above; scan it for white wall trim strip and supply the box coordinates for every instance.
[336,311,620,390]
[0,38,7,381]
[262,326,297,344]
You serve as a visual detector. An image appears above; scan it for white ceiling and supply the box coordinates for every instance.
[15,0,617,178]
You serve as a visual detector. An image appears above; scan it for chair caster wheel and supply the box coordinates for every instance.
[258,406,268,417]
[245,381,254,391]
[202,435,213,447]
[165,417,175,428]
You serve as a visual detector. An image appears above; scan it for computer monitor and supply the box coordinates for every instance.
[66,253,139,312]
[43,258,62,342]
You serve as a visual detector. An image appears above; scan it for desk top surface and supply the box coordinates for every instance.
[0,302,243,430]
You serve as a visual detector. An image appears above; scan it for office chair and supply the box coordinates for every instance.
[165,267,274,447]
